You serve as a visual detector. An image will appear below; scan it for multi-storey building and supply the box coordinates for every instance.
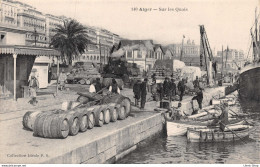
[165,39,200,59]
[110,40,164,71]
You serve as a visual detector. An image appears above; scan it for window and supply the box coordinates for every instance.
[133,50,138,59]
[137,51,142,58]
[127,51,132,58]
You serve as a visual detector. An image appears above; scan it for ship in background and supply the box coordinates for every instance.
[238,8,260,101]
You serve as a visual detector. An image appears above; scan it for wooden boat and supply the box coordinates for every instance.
[187,125,255,143]
[167,118,245,136]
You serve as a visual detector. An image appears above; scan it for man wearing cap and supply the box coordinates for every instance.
[218,102,230,131]
[28,75,39,105]
[163,77,172,101]
[178,78,186,101]
[140,78,148,109]
[191,87,204,109]
[133,80,141,107]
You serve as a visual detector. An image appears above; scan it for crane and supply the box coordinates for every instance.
[199,25,214,85]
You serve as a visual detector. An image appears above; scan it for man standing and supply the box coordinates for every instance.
[28,75,39,106]
[193,76,200,89]
[133,80,141,107]
[163,77,172,101]
[171,79,176,98]
[58,69,67,91]
[95,78,102,93]
[140,78,148,110]
[178,78,186,101]
[191,87,204,110]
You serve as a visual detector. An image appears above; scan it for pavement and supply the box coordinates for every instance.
[0,82,163,164]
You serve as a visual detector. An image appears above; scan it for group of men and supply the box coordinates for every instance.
[133,78,149,110]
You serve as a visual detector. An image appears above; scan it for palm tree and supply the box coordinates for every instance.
[50,19,90,65]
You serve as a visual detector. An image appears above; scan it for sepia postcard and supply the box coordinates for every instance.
[0,0,259,166]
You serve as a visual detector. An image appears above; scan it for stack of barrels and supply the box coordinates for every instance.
[22,96,131,139]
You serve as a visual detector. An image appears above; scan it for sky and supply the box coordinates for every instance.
[20,0,260,54]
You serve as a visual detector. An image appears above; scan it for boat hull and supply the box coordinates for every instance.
[239,64,260,101]
[187,126,254,143]
[167,119,244,136]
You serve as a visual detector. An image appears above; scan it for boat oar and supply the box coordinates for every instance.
[219,122,247,144]
[229,109,253,125]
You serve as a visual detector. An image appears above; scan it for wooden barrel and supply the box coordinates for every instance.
[33,113,69,139]
[77,96,89,104]
[76,108,89,132]
[50,114,70,138]
[118,104,126,120]
[86,79,91,85]
[92,105,104,127]
[120,98,131,117]
[79,79,85,85]
[88,112,95,129]
[33,112,55,137]
[84,106,99,129]
[23,111,43,131]
[107,103,118,122]
[102,106,111,124]
[65,110,80,136]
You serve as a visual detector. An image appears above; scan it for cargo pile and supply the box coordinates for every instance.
[22,95,131,139]
[67,62,101,85]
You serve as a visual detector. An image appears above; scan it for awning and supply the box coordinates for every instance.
[0,45,60,56]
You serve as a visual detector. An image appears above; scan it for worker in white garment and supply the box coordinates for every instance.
[89,80,96,93]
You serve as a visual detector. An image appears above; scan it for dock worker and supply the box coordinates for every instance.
[140,78,148,109]
[58,69,67,91]
[95,78,102,93]
[191,87,204,110]
[178,78,186,101]
[28,75,39,106]
[218,102,230,131]
[163,77,172,101]
[133,80,141,106]
[171,79,176,98]
[193,76,200,89]
[108,78,120,94]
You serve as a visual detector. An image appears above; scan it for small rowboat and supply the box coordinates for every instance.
[187,125,255,143]
[167,118,245,136]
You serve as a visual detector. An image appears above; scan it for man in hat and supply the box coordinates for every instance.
[218,102,230,131]
[163,77,172,101]
[177,78,186,101]
[191,87,204,110]
[95,78,102,93]
[58,69,67,91]
[28,75,39,106]
[171,78,176,99]
[133,80,141,107]
[140,78,148,109]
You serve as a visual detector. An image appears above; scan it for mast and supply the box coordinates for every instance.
[225,46,229,68]
[255,7,258,42]
[221,45,223,78]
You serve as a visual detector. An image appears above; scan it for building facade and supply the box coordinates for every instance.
[111,40,164,72]
[216,49,245,70]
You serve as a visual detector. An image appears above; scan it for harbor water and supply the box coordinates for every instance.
[117,99,260,164]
